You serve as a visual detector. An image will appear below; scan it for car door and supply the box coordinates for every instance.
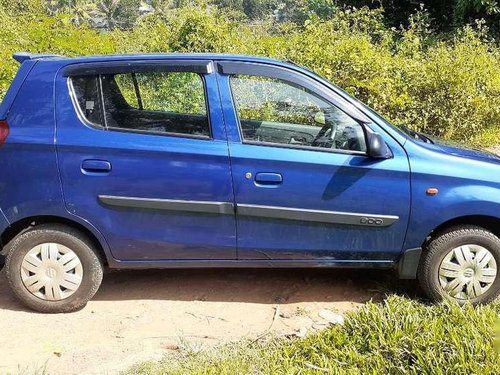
[55,59,236,261]
[217,61,411,262]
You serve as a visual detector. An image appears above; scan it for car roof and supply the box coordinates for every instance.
[14,52,309,78]
[14,52,293,66]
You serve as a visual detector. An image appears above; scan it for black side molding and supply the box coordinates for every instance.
[397,247,423,279]
[63,60,214,77]
[98,195,234,215]
[237,204,399,227]
[98,196,399,228]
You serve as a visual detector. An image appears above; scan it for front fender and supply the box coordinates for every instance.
[403,140,500,251]
[404,183,500,251]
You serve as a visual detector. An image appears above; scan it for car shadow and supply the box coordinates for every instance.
[0,267,420,312]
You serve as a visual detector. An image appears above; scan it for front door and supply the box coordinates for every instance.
[218,62,411,262]
[56,60,236,261]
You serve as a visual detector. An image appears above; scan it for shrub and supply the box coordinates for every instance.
[125,295,500,374]
[0,3,499,146]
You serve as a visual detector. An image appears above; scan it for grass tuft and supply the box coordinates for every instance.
[124,295,500,375]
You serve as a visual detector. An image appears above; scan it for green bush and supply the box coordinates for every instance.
[0,2,499,146]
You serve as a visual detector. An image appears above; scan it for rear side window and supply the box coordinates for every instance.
[71,76,104,127]
[71,71,210,138]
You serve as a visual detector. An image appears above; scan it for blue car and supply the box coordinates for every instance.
[0,52,499,313]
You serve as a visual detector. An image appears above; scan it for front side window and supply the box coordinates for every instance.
[71,71,210,138]
[230,74,366,152]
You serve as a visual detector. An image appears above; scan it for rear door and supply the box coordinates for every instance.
[55,60,236,261]
[218,61,411,262]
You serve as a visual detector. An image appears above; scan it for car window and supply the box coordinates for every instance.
[71,71,210,138]
[71,76,104,128]
[230,74,366,152]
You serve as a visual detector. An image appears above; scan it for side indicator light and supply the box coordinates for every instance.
[426,188,439,196]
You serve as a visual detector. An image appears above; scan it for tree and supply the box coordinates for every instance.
[95,0,141,30]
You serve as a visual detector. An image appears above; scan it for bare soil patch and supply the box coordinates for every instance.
[0,267,397,374]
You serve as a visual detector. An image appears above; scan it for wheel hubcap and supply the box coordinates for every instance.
[21,243,83,301]
[439,244,497,300]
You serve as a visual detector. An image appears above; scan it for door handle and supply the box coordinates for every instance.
[255,172,283,185]
[81,159,112,174]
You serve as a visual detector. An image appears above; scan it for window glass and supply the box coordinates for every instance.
[230,75,366,152]
[71,76,104,127]
[114,74,139,108]
[71,71,210,138]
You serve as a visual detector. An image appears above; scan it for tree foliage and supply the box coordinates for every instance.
[0,1,500,145]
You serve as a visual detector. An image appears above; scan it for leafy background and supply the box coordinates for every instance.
[1,0,500,146]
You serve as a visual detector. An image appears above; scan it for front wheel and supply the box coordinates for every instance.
[5,224,103,313]
[418,225,500,305]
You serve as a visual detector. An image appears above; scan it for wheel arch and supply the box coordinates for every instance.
[0,215,111,266]
[398,215,500,280]
[426,215,500,244]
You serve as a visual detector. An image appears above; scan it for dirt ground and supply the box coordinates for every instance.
[0,267,396,374]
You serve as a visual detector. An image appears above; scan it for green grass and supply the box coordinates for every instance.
[125,295,500,374]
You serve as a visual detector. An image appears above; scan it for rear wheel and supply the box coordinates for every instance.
[418,225,500,305]
[5,224,103,313]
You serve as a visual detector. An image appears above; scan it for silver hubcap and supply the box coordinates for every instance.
[21,243,83,301]
[439,244,497,300]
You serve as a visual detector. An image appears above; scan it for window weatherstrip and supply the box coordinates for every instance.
[131,73,143,110]
[97,74,108,130]
[63,60,214,77]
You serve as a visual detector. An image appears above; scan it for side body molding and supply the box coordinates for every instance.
[99,195,234,215]
[98,196,399,227]
[236,204,399,227]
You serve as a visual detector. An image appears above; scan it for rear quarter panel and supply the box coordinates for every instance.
[0,61,67,222]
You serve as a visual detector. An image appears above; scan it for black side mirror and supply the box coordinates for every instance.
[367,132,392,159]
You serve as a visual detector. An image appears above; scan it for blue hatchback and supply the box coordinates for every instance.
[0,52,499,312]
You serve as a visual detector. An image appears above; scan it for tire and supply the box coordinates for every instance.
[418,225,500,305]
[4,224,103,313]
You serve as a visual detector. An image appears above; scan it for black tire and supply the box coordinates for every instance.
[4,224,103,313]
[418,225,500,305]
